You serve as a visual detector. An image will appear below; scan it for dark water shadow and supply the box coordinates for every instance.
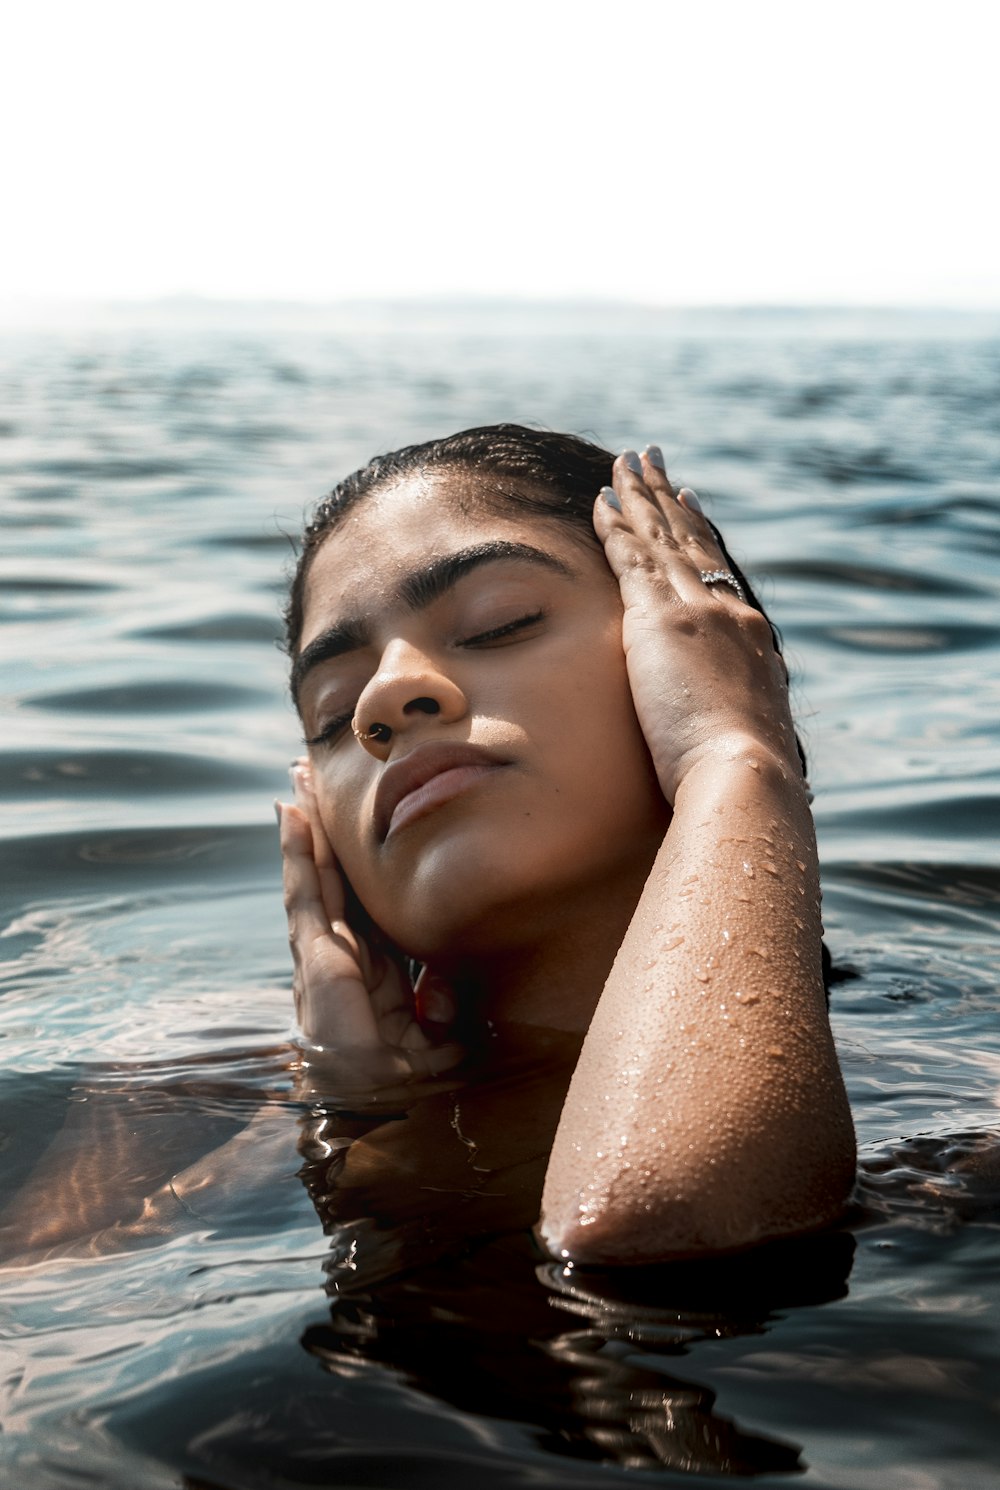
[298,1230,853,1479]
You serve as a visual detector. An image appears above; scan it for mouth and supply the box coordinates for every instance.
[374,742,509,841]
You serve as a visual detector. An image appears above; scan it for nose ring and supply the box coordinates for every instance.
[352,720,392,745]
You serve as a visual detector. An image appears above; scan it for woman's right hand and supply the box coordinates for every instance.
[278,762,464,1096]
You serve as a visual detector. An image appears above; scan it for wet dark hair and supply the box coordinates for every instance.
[283,424,776,656]
[284,422,833,991]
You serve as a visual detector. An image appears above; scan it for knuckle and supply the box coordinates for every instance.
[626,546,665,577]
[741,606,773,643]
[647,520,677,549]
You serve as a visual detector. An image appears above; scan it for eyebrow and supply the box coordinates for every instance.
[290,540,575,707]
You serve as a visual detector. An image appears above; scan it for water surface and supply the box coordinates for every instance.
[2,305,999,1489]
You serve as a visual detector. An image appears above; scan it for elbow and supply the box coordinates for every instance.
[540,1119,857,1268]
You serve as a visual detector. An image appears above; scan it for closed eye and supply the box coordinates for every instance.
[304,710,355,748]
[459,610,545,647]
[305,611,546,747]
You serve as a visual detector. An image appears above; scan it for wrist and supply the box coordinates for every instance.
[291,1037,465,1102]
[671,736,812,810]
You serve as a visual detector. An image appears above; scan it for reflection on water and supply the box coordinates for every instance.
[1,306,999,1489]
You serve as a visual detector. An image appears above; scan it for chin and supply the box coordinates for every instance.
[364,873,527,964]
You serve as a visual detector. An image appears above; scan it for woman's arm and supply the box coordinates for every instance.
[539,450,855,1263]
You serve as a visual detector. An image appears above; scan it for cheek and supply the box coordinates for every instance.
[313,774,414,936]
[313,775,370,888]
[561,635,641,748]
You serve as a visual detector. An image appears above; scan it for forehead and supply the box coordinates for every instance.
[300,469,599,644]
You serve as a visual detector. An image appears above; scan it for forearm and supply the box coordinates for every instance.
[540,745,856,1263]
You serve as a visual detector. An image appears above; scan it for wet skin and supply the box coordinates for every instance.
[294,470,670,988]
[282,450,856,1262]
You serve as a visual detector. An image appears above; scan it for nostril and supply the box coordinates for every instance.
[404,697,441,717]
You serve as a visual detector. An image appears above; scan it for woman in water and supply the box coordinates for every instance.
[277,424,855,1266]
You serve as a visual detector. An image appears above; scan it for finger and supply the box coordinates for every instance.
[595,458,705,608]
[612,451,703,567]
[640,443,678,506]
[280,802,338,943]
[290,759,333,866]
[635,449,727,571]
[279,802,381,1047]
[595,491,733,618]
[607,449,735,597]
[290,760,343,928]
[611,448,670,520]
[641,448,728,575]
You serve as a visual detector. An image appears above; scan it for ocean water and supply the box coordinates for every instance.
[2,304,999,1489]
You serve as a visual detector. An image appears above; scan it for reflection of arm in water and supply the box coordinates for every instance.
[0,1080,289,1262]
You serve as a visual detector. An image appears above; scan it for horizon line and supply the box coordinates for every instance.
[3,293,1000,315]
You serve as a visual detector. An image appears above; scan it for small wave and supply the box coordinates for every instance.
[773,381,856,414]
[788,442,930,486]
[865,492,1000,533]
[133,612,282,644]
[203,530,298,552]
[809,622,997,653]
[0,575,119,594]
[856,1129,1000,1231]
[0,823,276,907]
[759,558,979,596]
[822,861,1000,946]
[1,749,274,799]
[28,679,265,714]
[2,512,82,530]
[27,457,188,480]
[828,798,1000,847]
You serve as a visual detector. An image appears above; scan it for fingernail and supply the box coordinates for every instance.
[274,799,283,825]
[600,485,622,512]
[644,444,666,471]
[679,487,703,513]
[620,449,642,474]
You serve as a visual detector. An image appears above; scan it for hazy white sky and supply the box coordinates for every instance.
[4,0,998,307]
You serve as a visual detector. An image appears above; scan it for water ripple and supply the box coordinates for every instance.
[28,680,265,713]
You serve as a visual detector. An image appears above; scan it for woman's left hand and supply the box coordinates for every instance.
[594,448,801,804]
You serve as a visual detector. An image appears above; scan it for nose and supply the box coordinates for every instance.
[351,639,468,758]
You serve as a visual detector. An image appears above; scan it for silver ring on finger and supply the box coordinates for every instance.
[699,568,747,604]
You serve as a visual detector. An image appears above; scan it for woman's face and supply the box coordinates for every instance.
[294,469,669,959]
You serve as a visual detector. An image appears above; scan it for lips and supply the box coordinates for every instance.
[373,741,508,841]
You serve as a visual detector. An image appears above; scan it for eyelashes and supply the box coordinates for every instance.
[303,610,547,750]
[304,712,354,748]
[458,609,544,647]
